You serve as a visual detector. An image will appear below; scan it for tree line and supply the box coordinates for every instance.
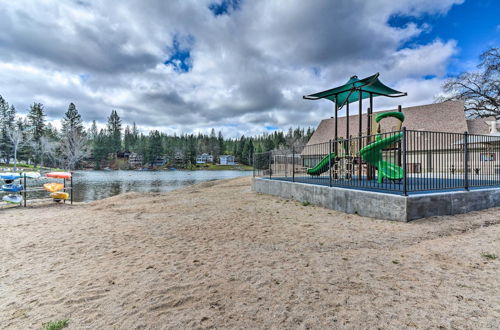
[0,96,314,170]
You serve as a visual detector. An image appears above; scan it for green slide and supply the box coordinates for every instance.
[359,132,404,183]
[307,152,336,175]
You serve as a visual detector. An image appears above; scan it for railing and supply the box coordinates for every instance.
[253,129,500,195]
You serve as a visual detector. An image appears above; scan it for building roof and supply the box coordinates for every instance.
[306,100,467,146]
[467,116,496,135]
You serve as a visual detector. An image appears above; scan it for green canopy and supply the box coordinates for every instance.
[303,73,406,107]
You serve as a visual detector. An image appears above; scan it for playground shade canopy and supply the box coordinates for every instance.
[303,73,406,107]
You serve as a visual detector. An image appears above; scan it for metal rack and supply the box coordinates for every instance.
[1,173,73,207]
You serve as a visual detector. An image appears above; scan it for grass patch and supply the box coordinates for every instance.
[480,252,498,260]
[43,320,69,330]
[301,201,310,206]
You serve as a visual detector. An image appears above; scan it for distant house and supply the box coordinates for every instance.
[219,155,236,165]
[196,153,214,164]
[151,157,167,167]
[174,151,184,163]
[117,151,131,159]
[128,152,143,167]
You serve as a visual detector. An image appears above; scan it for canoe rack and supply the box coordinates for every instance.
[1,173,73,207]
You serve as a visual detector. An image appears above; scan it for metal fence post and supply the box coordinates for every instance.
[253,153,255,177]
[23,173,27,207]
[329,139,332,187]
[402,127,408,196]
[292,147,295,182]
[268,152,272,180]
[464,131,469,191]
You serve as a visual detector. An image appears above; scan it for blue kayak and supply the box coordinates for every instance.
[2,184,23,192]
[1,173,21,181]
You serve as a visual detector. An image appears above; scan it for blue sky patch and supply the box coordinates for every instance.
[265,125,279,131]
[164,35,194,73]
[209,0,241,16]
[388,0,500,75]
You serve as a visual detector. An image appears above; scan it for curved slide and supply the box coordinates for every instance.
[307,152,336,175]
[359,132,404,183]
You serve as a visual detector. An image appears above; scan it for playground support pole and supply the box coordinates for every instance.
[367,93,374,180]
[397,105,402,167]
[329,139,332,187]
[464,131,469,191]
[402,127,408,196]
[334,95,338,155]
[358,89,363,180]
[346,101,350,141]
[292,147,295,182]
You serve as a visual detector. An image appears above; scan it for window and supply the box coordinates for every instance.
[480,153,495,161]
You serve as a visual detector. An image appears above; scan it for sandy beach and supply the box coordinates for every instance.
[1,176,499,329]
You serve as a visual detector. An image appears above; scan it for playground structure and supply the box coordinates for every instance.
[253,73,500,199]
[0,171,73,207]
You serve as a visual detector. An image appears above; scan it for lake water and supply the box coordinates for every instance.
[25,170,251,203]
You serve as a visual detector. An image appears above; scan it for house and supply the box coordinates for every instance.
[128,152,143,167]
[301,100,500,175]
[196,153,214,164]
[151,157,167,167]
[173,151,184,164]
[219,155,236,165]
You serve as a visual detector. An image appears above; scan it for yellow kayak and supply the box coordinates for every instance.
[43,183,64,192]
[50,192,69,200]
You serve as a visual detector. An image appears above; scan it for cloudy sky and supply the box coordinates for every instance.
[0,0,498,137]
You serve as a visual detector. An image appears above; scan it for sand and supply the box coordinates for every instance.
[0,176,499,329]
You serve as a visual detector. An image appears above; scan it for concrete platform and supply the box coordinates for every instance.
[252,177,500,221]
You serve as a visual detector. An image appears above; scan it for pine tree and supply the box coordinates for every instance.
[89,120,98,141]
[123,125,134,151]
[27,102,46,166]
[146,130,163,165]
[218,131,225,155]
[62,102,83,135]
[107,110,122,155]
[60,103,86,169]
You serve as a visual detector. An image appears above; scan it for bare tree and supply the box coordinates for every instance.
[60,129,87,170]
[439,47,500,118]
[7,126,31,172]
[33,136,57,168]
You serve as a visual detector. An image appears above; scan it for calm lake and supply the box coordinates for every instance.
[29,170,251,203]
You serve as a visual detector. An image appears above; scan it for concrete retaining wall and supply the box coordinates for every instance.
[252,178,500,221]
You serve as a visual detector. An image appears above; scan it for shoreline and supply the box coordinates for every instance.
[1,176,498,328]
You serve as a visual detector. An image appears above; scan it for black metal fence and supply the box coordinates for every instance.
[253,129,500,195]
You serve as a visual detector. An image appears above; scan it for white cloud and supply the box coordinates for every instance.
[0,0,464,138]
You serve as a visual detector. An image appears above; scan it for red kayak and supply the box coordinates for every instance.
[46,172,72,179]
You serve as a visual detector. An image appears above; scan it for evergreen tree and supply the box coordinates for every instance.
[0,98,16,163]
[123,125,134,151]
[107,110,122,154]
[146,130,163,165]
[217,131,225,155]
[92,129,110,169]
[62,102,83,135]
[27,102,46,166]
